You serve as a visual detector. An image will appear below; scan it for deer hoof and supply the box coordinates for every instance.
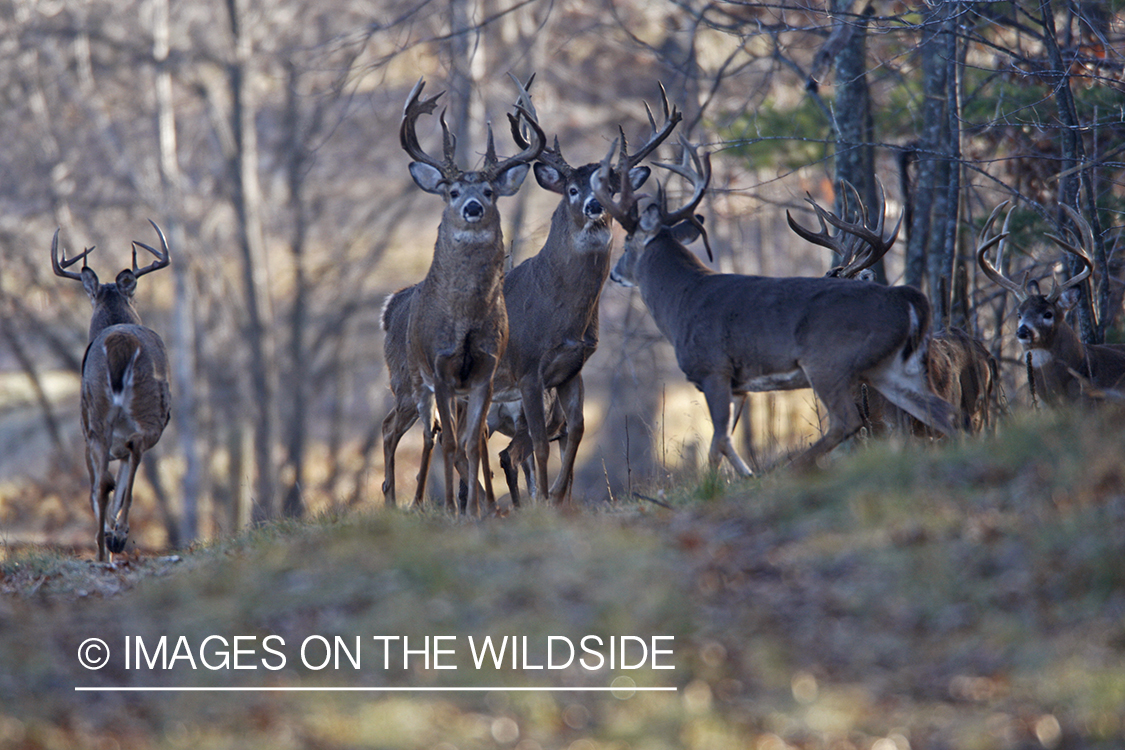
[106,532,128,554]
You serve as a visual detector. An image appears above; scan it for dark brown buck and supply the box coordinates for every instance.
[395,78,544,515]
[53,222,171,561]
[595,139,956,474]
[788,182,997,434]
[487,76,677,505]
[978,203,1125,403]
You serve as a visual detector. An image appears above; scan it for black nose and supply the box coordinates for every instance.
[586,198,603,217]
[464,201,483,219]
[1017,325,1031,339]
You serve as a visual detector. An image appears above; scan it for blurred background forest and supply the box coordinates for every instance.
[0,0,1122,551]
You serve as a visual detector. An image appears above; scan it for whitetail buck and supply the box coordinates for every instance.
[382,77,674,507]
[978,203,1125,403]
[487,76,677,504]
[396,78,544,515]
[53,222,171,561]
[594,139,956,474]
[788,182,997,433]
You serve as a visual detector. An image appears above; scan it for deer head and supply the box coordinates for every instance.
[401,78,544,242]
[52,219,170,341]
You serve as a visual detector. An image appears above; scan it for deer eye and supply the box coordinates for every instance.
[449,189,460,200]
[569,186,580,197]
[483,188,493,199]
[1043,311,1054,321]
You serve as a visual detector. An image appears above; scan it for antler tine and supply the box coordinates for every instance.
[400,78,456,178]
[835,179,901,278]
[131,219,171,278]
[1044,204,1093,301]
[51,229,95,281]
[592,137,636,231]
[625,82,682,170]
[484,103,545,181]
[653,137,712,259]
[506,72,571,175]
[976,201,1027,302]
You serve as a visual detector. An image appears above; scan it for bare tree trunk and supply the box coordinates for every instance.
[225,0,275,523]
[282,61,307,519]
[943,4,966,330]
[832,3,882,282]
[919,8,953,325]
[1040,0,1106,344]
[152,0,201,544]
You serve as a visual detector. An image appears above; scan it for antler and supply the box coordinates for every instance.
[507,73,571,177]
[787,179,901,278]
[131,219,171,278]
[593,137,638,232]
[1044,204,1093,302]
[484,101,544,182]
[400,78,459,182]
[652,136,712,259]
[622,83,682,171]
[51,229,95,281]
[976,201,1026,301]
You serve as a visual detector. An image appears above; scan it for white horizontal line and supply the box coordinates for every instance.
[75,686,677,693]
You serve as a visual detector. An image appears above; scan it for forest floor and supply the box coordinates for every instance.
[1,406,1124,750]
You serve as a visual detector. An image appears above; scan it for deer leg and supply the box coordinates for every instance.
[432,385,459,514]
[548,376,584,504]
[107,441,144,555]
[412,390,436,509]
[87,440,113,563]
[460,383,495,517]
[519,378,551,504]
[381,401,419,508]
[794,369,864,470]
[700,375,753,477]
[499,436,522,508]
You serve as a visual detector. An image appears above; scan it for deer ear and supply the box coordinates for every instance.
[628,166,651,190]
[670,215,703,245]
[1027,279,1042,297]
[116,270,138,298]
[494,163,530,197]
[639,203,663,234]
[1058,286,1080,311]
[408,162,445,195]
[533,163,566,194]
[81,267,100,300]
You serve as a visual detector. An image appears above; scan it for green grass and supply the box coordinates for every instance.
[2,406,1125,749]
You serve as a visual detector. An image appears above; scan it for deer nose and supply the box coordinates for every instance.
[585,197,604,218]
[463,200,484,220]
[1017,324,1032,341]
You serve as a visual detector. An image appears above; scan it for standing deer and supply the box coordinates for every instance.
[788,182,997,433]
[488,76,677,504]
[398,78,544,515]
[978,203,1125,403]
[594,139,956,474]
[382,77,674,508]
[53,222,171,561]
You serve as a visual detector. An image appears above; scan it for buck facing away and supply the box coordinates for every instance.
[978,203,1125,403]
[393,78,544,514]
[788,182,997,434]
[594,140,956,473]
[53,222,171,561]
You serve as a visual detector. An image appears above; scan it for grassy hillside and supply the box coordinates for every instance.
[2,407,1124,750]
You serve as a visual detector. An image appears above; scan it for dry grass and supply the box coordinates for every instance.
[2,406,1124,749]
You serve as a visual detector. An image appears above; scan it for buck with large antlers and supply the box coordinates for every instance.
[394,78,544,514]
[788,182,997,434]
[595,139,956,473]
[978,203,1125,403]
[53,222,171,561]
[382,77,674,507]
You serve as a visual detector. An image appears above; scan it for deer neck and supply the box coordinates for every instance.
[636,232,712,332]
[1030,323,1086,374]
[88,293,141,342]
[425,220,507,302]
[536,208,613,302]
